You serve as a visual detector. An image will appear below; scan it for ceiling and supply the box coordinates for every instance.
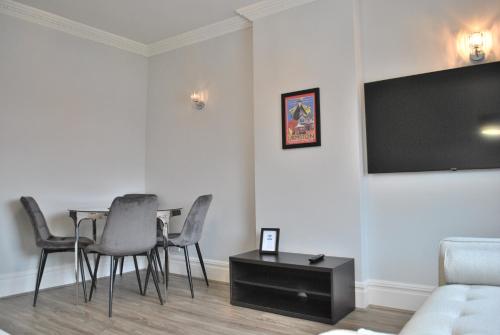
[15,0,259,44]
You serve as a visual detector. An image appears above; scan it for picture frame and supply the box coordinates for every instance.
[259,228,280,255]
[281,88,321,149]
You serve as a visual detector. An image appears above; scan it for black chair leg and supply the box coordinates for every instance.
[151,250,160,284]
[33,249,47,307]
[154,247,165,282]
[89,254,100,301]
[82,250,95,284]
[79,249,88,303]
[183,246,194,298]
[164,247,169,293]
[143,256,150,296]
[147,251,163,305]
[113,257,119,286]
[108,256,115,317]
[133,256,143,295]
[195,243,209,287]
[119,257,124,277]
[143,249,165,296]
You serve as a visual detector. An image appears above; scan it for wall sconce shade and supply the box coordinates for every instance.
[469,32,486,62]
[190,92,206,111]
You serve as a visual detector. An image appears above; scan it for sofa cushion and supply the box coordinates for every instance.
[440,237,500,286]
[400,284,500,335]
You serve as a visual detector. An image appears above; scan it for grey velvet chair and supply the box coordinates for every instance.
[85,195,163,317]
[145,194,212,298]
[20,196,95,306]
[117,194,163,286]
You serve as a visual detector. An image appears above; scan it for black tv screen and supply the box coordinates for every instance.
[364,61,500,173]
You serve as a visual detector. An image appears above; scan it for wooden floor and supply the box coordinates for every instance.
[0,272,412,335]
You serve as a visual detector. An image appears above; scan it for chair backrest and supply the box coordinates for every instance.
[178,194,213,245]
[99,195,159,255]
[124,194,163,238]
[123,194,157,198]
[20,196,52,248]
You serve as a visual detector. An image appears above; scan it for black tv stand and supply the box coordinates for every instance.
[229,250,355,324]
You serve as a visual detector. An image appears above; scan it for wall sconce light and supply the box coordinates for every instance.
[469,32,486,62]
[481,127,500,137]
[479,113,500,138]
[190,92,206,111]
[457,30,492,64]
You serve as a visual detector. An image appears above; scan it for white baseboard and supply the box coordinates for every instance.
[167,255,434,311]
[361,280,434,311]
[355,281,368,308]
[168,253,229,283]
[0,254,434,312]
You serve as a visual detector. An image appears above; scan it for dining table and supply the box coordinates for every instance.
[68,207,182,304]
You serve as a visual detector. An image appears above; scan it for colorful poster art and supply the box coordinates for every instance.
[281,88,321,149]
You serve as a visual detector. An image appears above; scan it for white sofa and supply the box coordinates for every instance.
[322,237,500,335]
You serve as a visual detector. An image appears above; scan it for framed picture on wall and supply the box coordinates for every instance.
[259,228,280,255]
[281,88,321,149]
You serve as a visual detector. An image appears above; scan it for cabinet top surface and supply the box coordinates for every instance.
[230,250,353,270]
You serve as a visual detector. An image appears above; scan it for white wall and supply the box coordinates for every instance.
[251,0,500,307]
[252,0,364,279]
[0,14,148,296]
[360,0,500,286]
[146,29,256,262]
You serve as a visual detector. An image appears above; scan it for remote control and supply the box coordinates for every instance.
[308,254,325,263]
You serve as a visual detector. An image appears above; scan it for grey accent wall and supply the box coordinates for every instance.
[145,29,256,261]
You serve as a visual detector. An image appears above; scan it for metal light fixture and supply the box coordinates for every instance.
[190,92,205,111]
[469,32,486,62]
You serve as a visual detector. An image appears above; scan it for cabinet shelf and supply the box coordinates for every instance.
[233,285,332,323]
[233,278,331,297]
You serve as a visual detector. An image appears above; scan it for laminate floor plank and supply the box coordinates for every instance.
[0,271,412,335]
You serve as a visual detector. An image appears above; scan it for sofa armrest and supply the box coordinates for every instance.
[320,329,394,335]
[439,237,500,286]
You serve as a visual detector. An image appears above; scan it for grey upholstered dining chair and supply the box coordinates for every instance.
[117,194,163,283]
[145,194,212,298]
[85,195,163,317]
[114,194,161,294]
[20,196,95,306]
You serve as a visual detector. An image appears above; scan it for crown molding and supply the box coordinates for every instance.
[236,0,319,21]
[0,0,254,57]
[0,0,148,56]
[148,15,251,57]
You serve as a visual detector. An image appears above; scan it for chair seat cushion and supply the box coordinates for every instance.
[155,233,183,247]
[166,233,188,247]
[168,233,180,239]
[400,284,500,335]
[41,236,94,249]
[85,243,150,256]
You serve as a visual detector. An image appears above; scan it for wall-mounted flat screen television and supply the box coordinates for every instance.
[364,61,500,173]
